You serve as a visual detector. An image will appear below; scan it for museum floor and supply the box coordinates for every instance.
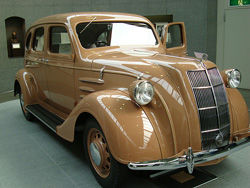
[0,90,250,188]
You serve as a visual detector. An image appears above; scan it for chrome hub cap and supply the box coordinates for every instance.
[87,128,111,178]
[90,142,101,166]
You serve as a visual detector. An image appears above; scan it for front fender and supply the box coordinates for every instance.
[226,88,249,140]
[56,90,162,164]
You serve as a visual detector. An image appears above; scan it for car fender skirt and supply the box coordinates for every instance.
[56,90,162,164]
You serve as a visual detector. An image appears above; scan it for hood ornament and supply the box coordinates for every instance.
[200,60,207,69]
[201,53,208,61]
[194,52,208,69]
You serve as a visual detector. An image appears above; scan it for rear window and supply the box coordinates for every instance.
[33,27,44,52]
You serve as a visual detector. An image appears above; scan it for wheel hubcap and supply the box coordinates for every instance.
[90,142,101,165]
[87,128,111,178]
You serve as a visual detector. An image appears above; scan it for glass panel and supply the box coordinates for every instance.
[76,22,157,49]
[50,27,71,54]
[33,27,44,52]
[166,24,182,48]
[110,23,156,46]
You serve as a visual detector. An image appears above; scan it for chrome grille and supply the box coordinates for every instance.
[187,68,230,150]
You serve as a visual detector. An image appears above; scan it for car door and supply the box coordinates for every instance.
[45,24,75,115]
[162,22,187,56]
[26,26,50,102]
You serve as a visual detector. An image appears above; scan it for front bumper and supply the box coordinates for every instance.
[128,137,250,174]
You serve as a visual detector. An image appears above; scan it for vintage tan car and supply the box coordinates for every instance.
[14,12,250,187]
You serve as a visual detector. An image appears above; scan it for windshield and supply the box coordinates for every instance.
[76,22,158,49]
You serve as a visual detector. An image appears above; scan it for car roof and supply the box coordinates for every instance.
[31,12,150,27]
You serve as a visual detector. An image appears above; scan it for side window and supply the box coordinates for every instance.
[166,25,182,48]
[50,26,71,54]
[33,27,44,51]
[26,32,31,50]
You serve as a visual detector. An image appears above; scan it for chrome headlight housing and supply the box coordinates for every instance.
[228,69,241,88]
[129,80,154,105]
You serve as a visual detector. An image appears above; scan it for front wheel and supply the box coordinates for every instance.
[19,90,33,121]
[83,118,127,188]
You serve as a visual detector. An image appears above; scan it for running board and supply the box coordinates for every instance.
[26,104,64,132]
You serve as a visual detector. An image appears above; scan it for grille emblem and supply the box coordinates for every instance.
[215,132,224,146]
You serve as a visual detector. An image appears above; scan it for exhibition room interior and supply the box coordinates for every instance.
[1,0,250,188]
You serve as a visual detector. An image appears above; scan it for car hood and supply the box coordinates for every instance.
[89,48,216,85]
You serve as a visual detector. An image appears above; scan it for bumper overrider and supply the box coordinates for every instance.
[128,137,250,174]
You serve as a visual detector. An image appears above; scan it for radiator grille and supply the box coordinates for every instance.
[187,68,230,150]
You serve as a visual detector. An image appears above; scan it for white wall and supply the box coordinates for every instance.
[217,0,250,89]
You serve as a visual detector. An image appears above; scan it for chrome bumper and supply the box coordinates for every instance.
[128,137,250,174]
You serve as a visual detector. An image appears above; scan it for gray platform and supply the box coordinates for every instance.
[0,98,250,188]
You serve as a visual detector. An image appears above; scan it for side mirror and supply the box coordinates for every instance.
[163,22,187,55]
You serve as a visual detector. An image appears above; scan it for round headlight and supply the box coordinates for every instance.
[129,81,154,105]
[228,69,241,88]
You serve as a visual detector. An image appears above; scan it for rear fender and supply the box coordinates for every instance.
[56,90,162,164]
[14,69,39,106]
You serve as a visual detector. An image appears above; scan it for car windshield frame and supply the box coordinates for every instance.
[76,21,159,49]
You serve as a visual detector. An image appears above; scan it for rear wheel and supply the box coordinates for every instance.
[19,90,33,121]
[83,118,127,188]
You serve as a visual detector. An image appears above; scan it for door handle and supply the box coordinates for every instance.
[37,58,48,63]
[41,58,48,63]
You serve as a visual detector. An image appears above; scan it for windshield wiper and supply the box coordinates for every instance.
[80,17,97,34]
